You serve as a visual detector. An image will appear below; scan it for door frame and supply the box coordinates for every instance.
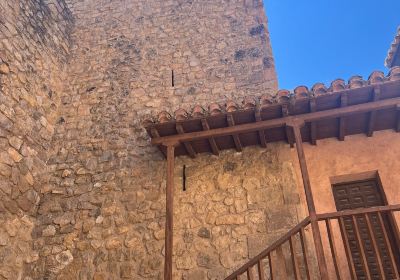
[330,170,400,269]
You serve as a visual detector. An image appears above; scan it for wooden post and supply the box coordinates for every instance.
[288,119,329,280]
[164,142,177,280]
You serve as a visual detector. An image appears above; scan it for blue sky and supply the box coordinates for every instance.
[264,0,399,89]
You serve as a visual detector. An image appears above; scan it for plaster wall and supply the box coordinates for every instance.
[291,130,400,279]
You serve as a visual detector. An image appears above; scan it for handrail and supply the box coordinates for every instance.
[317,204,400,220]
[224,216,311,280]
[225,204,400,280]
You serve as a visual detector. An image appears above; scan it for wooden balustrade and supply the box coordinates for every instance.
[225,204,400,280]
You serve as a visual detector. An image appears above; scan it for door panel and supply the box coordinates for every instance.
[333,179,400,280]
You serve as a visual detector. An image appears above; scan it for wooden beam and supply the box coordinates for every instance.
[176,124,196,158]
[255,108,267,147]
[227,114,243,152]
[396,104,400,132]
[164,144,176,280]
[339,92,348,141]
[282,104,294,147]
[289,121,329,280]
[201,119,219,155]
[367,86,381,137]
[309,98,317,145]
[150,127,167,158]
[151,97,400,145]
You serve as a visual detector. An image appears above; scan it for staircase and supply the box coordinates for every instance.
[225,205,400,280]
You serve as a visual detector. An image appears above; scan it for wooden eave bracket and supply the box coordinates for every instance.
[282,103,295,147]
[339,92,348,141]
[227,114,243,152]
[255,106,267,148]
[396,103,400,132]
[367,86,381,137]
[201,118,220,155]
[310,98,317,145]
[176,123,196,158]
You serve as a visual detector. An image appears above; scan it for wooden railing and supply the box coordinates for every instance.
[225,204,400,280]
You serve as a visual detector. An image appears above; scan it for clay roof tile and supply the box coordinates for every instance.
[209,103,223,116]
[389,66,400,81]
[192,105,206,118]
[158,111,172,123]
[226,100,239,113]
[311,83,328,95]
[174,108,189,122]
[368,71,385,84]
[260,94,275,108]
[329,79,346,92]
[348,76,365,89]
[146,70,394,124]
[243,96,257,110]
[294,86,309,98]
[385,26,400,68]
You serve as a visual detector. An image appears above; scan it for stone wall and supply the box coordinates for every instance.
[1,0,307,279]
[0,0,73,279]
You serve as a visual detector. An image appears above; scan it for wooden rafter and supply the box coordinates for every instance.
[201,119,219,155]
[339,92,348,141]
[176,124,196,158]
[282,103,294,147]
[397,104,400,132]
[367,86,381,137]
[152,97,400,146]
[309,98,317,145]
[150,127,167,158]
[227,114,243,152]
[255,108,267,147]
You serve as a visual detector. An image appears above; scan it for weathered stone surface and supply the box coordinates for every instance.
[56,250,74,267]
[0,63,10,74]
[0,0,309,279]
[42,225,57,237]
[216,214,245,225]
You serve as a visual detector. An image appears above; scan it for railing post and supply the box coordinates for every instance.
[287,119,329,280]
[164,142,178,280]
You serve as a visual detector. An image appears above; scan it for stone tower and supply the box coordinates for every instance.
[0,1,305,279]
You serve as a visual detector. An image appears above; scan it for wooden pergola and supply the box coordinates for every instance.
[144,73,400,280]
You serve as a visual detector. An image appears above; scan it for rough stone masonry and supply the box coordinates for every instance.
[0,0,306,279]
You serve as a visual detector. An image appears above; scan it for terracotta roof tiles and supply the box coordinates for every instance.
[143,68,400,126]
[385,26,400,68]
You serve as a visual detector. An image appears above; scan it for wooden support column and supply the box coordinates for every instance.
[164,142,177,280]
[288,119,329,280]
[367,86,381,137]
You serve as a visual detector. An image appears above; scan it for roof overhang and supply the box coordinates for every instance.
[385,26,400,68]
[144,69,400,158]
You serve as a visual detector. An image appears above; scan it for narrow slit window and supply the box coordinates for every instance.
[171,70,175,87]
[182,165,186,191]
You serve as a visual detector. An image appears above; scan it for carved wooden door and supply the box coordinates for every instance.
[333,179,400,280]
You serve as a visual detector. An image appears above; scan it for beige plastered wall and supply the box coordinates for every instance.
[291,130,400,279]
